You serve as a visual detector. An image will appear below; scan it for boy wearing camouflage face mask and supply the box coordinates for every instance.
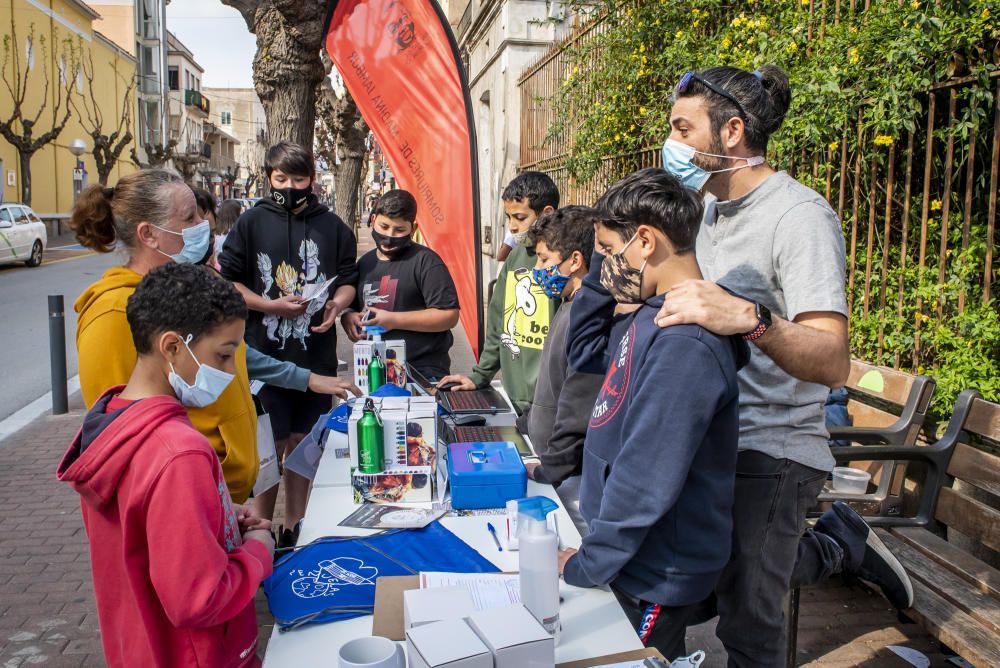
[559,168,750,660]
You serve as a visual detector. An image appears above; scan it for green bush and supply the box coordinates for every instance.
[547,0,999,419]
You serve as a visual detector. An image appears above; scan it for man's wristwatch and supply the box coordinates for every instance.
[742,302,772,342]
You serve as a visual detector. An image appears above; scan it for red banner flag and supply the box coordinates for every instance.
[324,0,484,358]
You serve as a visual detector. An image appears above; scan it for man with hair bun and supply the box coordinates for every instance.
[655,65,913,666]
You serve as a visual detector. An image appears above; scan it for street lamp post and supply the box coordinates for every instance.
[68,139,87,204]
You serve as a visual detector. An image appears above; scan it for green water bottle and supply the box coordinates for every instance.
[366,325,387,393]
[357,398,383,474]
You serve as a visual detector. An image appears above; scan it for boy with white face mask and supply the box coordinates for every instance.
[655,65,912,666]
[59,263,274,668]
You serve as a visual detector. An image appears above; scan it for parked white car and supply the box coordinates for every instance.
[0,203,47,267]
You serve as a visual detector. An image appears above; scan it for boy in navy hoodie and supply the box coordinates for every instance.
[559,168,749,660]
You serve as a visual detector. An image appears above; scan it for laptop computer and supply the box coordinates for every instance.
[439,417,535,459]
[407,365,513,416]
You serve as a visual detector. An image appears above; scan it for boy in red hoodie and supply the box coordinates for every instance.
[58,263,275,667]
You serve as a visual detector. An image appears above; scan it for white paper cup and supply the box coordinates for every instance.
[338,636,404,668]
[832,466,871,494]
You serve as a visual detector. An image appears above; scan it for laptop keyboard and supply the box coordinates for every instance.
[454,426,504,442]
[447,392,494,411]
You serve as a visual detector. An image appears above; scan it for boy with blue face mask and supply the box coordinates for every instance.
[522,207,605,533]
[58,263,274,668]
[560,168,750,661]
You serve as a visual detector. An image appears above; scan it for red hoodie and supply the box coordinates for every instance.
[57,388,272,667]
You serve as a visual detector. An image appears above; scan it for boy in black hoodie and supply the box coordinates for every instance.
[220,142,359,537]
[560,168,749,660]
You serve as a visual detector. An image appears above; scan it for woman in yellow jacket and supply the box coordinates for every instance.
[71,170,261,502]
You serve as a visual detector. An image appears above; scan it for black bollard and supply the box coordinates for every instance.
[48,295,68,415]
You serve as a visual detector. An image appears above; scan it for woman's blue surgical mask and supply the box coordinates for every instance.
[532,260,571,299]
[661,138,765,191]
[153,220,212,264]
[168,334,235,407]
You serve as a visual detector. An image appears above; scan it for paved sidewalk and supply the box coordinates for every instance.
[0,395,103,667]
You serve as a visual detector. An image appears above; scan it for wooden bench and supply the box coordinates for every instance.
[826,390,1000,667]
[821,361,936,519]
[829,360,936,446]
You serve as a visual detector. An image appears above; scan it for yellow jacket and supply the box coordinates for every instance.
[75,267,259,503]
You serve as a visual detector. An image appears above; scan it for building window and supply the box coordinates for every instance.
[221,111,232,125]
[168,66,179,91]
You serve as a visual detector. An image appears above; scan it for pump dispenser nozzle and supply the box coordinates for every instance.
[517,497,559,533]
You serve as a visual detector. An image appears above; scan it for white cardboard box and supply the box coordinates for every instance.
[402,586,476,629]
[406,618,492,668]
[467,605,554,668]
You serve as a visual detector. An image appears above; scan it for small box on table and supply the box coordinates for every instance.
[407,618,492,668]
[447,441,527,510]
[403,586,476,629]
[466,605,554,668]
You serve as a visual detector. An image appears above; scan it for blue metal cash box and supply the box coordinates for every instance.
[447,441,527,510]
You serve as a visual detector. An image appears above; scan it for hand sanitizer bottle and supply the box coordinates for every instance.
[517,496,561,641]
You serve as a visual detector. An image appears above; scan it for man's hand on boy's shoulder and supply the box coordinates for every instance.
[267,295,308,319]
[655,279,757,335]
[558,547,578,575]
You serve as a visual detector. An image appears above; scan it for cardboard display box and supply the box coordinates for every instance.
[352,467,433,504]
[404,403,438,473]
[381,409,408,470]
[354,339,407,393]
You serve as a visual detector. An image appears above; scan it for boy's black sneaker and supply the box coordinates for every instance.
[814,501,914,609]
[277,523,300,550]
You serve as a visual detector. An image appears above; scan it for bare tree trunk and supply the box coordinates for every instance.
[335,152,364,225]
[18,150,32,206]
[333,92,368,226]
[233,2,327,148]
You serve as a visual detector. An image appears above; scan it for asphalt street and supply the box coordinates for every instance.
[0,239,118,420]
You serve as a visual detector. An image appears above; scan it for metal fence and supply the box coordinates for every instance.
[517,8,999,371]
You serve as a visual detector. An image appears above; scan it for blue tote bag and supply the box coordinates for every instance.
[264,522,499,631]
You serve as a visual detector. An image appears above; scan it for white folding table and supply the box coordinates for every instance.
[261,466,643,665]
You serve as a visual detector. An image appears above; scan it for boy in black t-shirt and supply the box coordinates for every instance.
[342,190,460,379]
[220,141,358,540]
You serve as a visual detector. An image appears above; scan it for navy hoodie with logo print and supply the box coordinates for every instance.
[220,196,358,375]
[563,254,750,606]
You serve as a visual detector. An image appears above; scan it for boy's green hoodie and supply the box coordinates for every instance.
[468,241,559,415]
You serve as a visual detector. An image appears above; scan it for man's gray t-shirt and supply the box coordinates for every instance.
[696,171,847,472]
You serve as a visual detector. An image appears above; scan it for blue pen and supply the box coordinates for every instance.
[486,522,503,551]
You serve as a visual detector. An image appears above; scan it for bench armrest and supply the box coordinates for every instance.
[827,427,893,445]
[825,389,980,528]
